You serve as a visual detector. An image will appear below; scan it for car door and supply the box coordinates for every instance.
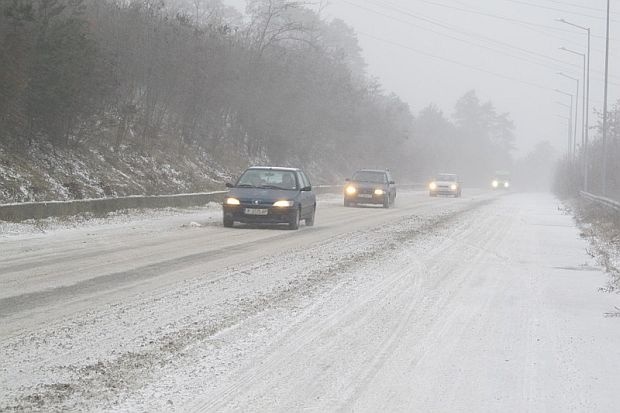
[298,171,314,216]
[387,171,396,198]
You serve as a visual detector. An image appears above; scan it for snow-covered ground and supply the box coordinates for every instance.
[0,202,224,239]
[1,191,619,411]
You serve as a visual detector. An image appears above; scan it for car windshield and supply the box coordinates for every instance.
[436,174,456,182]
[353,171,386,183]
[236,169,298,190]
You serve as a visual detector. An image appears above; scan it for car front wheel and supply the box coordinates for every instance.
[289,208,300,230]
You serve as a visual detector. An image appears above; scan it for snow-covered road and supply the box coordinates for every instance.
[1,191,619,411]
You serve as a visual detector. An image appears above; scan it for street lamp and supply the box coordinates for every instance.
[557,18,591,192]
[555,96,573,157]
[557,72,580,157]
[559,48,586,147]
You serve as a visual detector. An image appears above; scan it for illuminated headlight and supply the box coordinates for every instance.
[374,189,385,196]
[450,184,458,191]
[345,186,357,195]
[225,197,240,205]
[273,200,294,208]
[429,182,437,190]
[504,182,510,188]
[492,180,499,188]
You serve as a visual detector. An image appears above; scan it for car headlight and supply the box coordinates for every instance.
[225,197,240,205]
[273,200,294,208]
[492,180,499,188]
[429,182,437,190]
[504,182,510,188]
[345,185,357,195]
[374,189,385,195]
[451,184,458,190]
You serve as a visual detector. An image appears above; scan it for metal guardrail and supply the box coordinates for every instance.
[0,192,229,222]
[580,191,620,212]
[0,183,424,222]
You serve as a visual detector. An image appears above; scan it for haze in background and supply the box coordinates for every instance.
[225,0,619,156]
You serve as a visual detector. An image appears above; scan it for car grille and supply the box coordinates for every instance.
[239,199,272,206]
[357,188,375,195]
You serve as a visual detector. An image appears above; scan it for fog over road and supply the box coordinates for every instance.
[1,191,619,411]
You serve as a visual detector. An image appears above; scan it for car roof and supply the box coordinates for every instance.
[355,169,388,173]
[248,166,301,172]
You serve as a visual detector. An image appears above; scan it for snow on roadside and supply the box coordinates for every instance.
[569,199,620,292]
[0,203,223,239]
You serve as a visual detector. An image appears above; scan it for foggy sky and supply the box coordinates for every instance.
[225,0,619,156]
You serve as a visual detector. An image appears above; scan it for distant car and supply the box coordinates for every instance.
[429,173,462,197]
[492,171,511,190]
[223,167,316,229]
[344,169,396,208]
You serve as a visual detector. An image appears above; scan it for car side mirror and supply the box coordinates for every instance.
[225,183,234,188]
[301,186,312,192]
[389,180,395,185]
[345,178,350,182]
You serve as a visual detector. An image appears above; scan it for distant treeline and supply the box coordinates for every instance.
[0,0,516,183]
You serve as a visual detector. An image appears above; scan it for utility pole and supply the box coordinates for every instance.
[601,0,611,196]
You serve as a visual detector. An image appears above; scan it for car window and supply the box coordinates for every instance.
[300,172,311,188]
[353,171,387,183]
[296,172,307,189]
[437,174,456,182]
[237,169,298,190]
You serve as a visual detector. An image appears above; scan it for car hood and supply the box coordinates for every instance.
[228,187,300,202]
[435,181,458,186]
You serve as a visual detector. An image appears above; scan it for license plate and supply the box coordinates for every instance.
[245,208,268,216]
[358,194,373,198]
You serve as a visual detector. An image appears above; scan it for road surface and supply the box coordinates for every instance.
[1,191,619,411]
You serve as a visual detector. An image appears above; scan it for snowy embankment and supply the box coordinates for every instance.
[0,141,233,203]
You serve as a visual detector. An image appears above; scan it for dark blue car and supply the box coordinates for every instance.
[223,167,316,230]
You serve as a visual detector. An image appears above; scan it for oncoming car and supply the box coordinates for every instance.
[429,173,462,197]
[344,169,396,208]
[223,167,316,230]
[492,171,511,190]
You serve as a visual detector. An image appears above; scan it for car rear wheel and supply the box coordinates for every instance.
[289,208,300,230]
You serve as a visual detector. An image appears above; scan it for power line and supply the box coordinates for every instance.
[356,30,555,92]
[498,0,619,23]
[532,0,620,17]
[346,0,619,82]
[361,0,582,70]
[395,0,609,40]
[338,0,604,80]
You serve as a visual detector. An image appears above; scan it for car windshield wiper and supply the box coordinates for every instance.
[259,185,290,190]
[236,184,257,188]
